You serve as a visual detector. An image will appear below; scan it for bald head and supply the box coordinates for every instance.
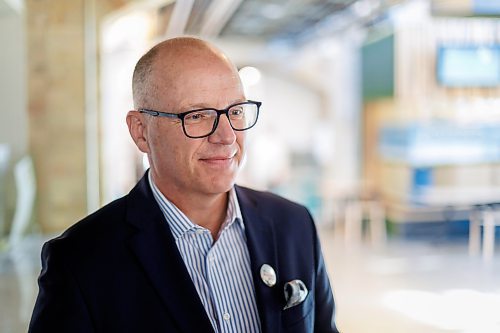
[132,37,240,110]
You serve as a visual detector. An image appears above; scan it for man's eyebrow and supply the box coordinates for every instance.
[181,99,247,110]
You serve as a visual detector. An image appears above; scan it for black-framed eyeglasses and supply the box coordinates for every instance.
[139,100,261,139]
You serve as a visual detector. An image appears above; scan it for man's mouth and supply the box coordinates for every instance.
[199,152,237,166]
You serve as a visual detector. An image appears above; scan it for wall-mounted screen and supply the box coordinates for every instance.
[437,45,500,87]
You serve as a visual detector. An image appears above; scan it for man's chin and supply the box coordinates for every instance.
[204,178,236,195]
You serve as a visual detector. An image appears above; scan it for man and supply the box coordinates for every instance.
[29,37,339,333]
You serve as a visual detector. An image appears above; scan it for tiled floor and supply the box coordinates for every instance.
[320,227,500,333]
[1,230,499,333]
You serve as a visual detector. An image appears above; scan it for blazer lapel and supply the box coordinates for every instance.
[125,175,214,333]
[236,186,281,333]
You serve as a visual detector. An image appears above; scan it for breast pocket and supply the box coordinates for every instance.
[281,292,314,330]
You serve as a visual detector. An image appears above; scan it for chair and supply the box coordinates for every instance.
[468,204,500,262]
[7,156,36,248]
[344,199,386,247]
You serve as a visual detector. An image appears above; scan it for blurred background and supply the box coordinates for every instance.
[2,0,500,332]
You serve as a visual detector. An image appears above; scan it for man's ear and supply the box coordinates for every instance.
[126,111,150,154]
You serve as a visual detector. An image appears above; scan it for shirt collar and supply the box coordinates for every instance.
[148,171,244,240]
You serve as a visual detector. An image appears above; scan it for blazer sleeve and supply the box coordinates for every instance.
[29,241,95,333]
[312,219,340,333]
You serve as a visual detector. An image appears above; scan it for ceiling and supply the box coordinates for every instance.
[220,0,358,39]
[164,0,402,43]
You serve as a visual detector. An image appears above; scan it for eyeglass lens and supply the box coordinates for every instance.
[183,103,258,138]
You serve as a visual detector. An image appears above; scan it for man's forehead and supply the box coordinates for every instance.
[151,49,236,89]
[173,78,245,108]
[155,59,242,88]
[178,98,247,110]
[152,72,245,110]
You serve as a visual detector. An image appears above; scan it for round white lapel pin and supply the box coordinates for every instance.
[260,264,276,287]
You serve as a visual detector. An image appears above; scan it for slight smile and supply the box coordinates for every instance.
[199,154,236,167]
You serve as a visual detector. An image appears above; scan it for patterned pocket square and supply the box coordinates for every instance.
[283,279,308,310]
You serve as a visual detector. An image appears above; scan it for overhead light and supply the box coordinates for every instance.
[239,66,262,87]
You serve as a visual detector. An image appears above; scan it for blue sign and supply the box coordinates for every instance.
[379,123,500,166]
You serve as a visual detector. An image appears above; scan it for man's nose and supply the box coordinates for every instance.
[208,114,236,145]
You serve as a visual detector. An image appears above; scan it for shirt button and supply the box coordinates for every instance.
[195,229,204,235]
[223,312,231,321]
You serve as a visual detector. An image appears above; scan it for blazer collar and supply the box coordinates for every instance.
[236,186,281,333]
[125,172,214,333]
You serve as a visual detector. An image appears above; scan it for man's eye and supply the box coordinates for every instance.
[190,113,203,120]
[186,112,209,122]
[230,108,244,116]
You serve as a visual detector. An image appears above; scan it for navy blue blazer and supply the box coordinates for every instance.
[29,173,339,333]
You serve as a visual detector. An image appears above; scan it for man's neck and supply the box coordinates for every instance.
[152,177,229,240]
[175,191,228,240]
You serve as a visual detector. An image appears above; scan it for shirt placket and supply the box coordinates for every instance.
[206,231,235,333]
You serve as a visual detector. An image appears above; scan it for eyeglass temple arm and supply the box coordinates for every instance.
[139,109,180,119]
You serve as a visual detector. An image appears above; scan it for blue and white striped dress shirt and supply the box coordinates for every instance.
[149,173,262,333]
